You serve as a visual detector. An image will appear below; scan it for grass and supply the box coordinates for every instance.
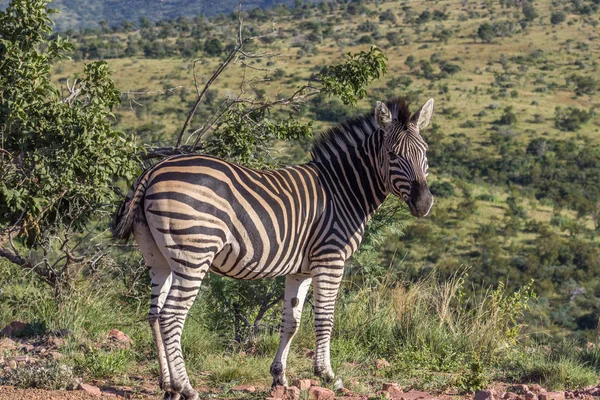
[1,257,599,393]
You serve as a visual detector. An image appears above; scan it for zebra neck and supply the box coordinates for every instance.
[312,140,389,228]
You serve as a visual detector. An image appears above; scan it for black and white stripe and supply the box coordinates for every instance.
[112,97,435,399]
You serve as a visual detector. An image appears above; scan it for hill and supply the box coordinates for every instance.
[0,0,297,31]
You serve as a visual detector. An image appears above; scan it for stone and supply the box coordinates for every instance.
[510,385,529,394]
[14,355,29,363]
[0,337,16,350]
[375,358,390,369]
[525,391,536,400]
[530,385,546,394]
[400,391,434,400]
[271,385,286,399]
[502,392,519,400]
[310,380,320,387]
[232,385,256,393]
[309,386,336,400]
[1,321,27,337]
[383,383,403,395]
[539,392,565,400]
[78,383,101,396]
[7,359,17,369]
[107,329,132,347]
[293,379,313,391]
[339,388,352,396]
[474,390,496,400]
[285,386,300,400]
[47,336,65,348]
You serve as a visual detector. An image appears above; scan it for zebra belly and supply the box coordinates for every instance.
[209,242,305,279]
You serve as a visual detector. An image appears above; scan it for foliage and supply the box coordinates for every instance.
[319,46,387,106]
[0,0,139,296]
[1,360,79,390]
[550,11,566,25]
[554,106,593,131]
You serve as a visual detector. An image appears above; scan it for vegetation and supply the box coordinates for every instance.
[2,0,600,395]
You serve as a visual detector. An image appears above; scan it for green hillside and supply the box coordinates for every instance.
[48,0,600,337]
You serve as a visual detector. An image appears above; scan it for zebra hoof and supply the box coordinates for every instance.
[163,392,182,400]
[333,377,344,391]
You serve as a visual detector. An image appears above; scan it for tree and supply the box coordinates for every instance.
[550,11,566,25]
[554,106,593,131]
[0,0,138,298]
[477,23,495,43]
[521,1,538,22]
[204,37,224,56]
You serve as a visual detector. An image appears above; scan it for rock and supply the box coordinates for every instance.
[293,379,313,391]
[376,358,390,369]
[474,390,496,400]
[46,336,65,348]
[271,385,286,399]
[0,337,16,350]
[309,386,336,400]
[502,392,519,400]
[20,343,35,353]
[383,383,403,394]
[539,393,565,400]
[586,387,600,396]
[399,391,434,400]
[530,385,546,394]
[1,321,27,337]
[7,359,17,369]
[13,355,29,363]
[525,391,536,400]
[285,386,300,400]
[78,383,101,396]
[339,387,352,396]
[310,379,320,387]
[509,385,529,394]
[375,391,391,399]
[232,385,256,393]
[564,392,574,399]
[107,329,132,347]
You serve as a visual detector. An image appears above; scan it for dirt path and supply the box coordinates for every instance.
[0,386,155,399]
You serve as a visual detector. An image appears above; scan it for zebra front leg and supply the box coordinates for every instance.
[311,260,344,390]
[271,274,311,387]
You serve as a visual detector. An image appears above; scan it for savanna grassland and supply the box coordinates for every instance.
[2,0,600,398]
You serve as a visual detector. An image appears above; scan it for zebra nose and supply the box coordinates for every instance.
[409,183,433,218]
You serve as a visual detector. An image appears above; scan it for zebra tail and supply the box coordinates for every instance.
[112,172,150,242]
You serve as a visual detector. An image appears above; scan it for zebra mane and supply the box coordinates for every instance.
[310,97,412,161]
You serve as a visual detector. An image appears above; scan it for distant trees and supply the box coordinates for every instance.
[477,23,495,43]
[554,106,593,131]
[566,74,599,96]
[204,37,224,56]
[550,11,567,25]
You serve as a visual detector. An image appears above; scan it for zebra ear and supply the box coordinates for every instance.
[412,98,434,130]
[374,101,393,130]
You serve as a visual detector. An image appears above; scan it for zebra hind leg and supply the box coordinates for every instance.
[311,262,344,391]
[270,274,311,387]
[134,226,173,395]
[158,249,214,400]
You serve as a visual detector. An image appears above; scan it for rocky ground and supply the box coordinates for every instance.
[2,321,600,400]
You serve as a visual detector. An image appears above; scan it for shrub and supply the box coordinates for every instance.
[430,181,455,198]
[2,360,79,390]
[550,11,566,25]
[497,106,518,126]
[554,106,593,131]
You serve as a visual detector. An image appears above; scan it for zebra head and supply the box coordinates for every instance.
[374,98,434,218]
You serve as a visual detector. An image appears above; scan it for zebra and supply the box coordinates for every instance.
[113,97,434,400]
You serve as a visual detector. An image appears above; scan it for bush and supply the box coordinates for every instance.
[550,11,566,25]
[430,181,456,198]
[2,360,79,390]
[497,106,518,126]
[554,106,593,131]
